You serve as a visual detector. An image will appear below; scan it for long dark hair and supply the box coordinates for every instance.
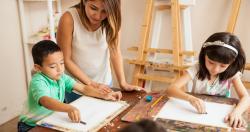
[197,32,245,81]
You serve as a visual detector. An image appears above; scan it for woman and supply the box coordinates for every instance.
[57,0,143,102]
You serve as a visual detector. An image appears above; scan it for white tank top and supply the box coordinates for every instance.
[67,8,112,85]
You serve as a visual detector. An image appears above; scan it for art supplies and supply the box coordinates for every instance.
[145,95,152,102]
[150,95,164,108]
[37,95,129,132]
[80,121,86,125]
[122,93,168,122]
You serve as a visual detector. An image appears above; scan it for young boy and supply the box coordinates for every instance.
[18,40,122,132]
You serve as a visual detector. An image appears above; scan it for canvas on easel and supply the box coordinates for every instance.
[127,0,196,90]
[37,96,129,132]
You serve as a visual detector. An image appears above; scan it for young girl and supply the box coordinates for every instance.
[165,32,249,128]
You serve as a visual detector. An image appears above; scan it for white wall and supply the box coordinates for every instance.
[120,0,250,83]
[0,0,27,125]
[120,0,146,84]
[61,0,80,9]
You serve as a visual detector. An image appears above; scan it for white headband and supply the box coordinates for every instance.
[202,41,238,55]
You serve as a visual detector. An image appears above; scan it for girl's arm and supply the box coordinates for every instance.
[166,71,193,99]
[109,34,144,91]
[165,71,206,114]
[225,74,250,128]
[232,74,250,114]
[56,12,93,85]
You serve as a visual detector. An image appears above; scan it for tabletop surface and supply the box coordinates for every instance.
[31,91,250,132]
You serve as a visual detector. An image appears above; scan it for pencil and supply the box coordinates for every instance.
[150,95,164,108]
[80,120,87,125]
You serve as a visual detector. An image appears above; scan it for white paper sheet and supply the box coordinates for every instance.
[37,96,129,132]
[155,98,234,129]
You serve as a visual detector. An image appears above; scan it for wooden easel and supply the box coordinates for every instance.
[226,0,250,89]
[127,0,195,87]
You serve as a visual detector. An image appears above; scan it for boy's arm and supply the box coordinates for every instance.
[39,96,72,112]
[39,96,81,122]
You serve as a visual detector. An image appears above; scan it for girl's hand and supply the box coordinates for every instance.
[88,81,112,94]
[66,105,81,123]
[224,111,247,128]
[103,91,122,101]
[188,96,207,114]
[120,82,146,92]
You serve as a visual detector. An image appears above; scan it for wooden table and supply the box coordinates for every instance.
[30,91,146,132]
[31,92,250,132]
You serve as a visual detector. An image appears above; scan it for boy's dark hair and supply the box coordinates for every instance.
[197,32,246,81]
[119,119,166,132]
[32,40,61,66]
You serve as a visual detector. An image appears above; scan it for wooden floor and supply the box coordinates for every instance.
[0,117,18,132]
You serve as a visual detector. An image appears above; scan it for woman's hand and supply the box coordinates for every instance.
[103,91,122,101]
[84,83,122,101]
[120,82,145,92]
[224,110,247,128]
[88,81,112,94]
[188,96,207,114]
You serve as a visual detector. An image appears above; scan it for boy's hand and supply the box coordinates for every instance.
[103,91,122,101]
[66,105,81,123]
[224,111,247,128]
[188,96,207,114]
